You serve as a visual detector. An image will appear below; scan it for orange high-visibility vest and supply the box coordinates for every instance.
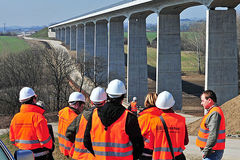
[90,108,133,160]
[138,107,163,150]
[9,104,52,150]
[58,107,78,156]
[72,114,95,160]
[151,113,186,160]
[130,102,137,112]
[196,106,225,150]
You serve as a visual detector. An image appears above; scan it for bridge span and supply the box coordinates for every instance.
[48,0,240,109]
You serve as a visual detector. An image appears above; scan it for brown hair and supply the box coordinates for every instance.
[202,90,217,103]
[144,92,158,108]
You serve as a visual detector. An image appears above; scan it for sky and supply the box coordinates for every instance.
[1,0,240,27]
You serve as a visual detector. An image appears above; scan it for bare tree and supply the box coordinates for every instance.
[42,48,74,111]
[188,22,206,74]
[0,48,44,115]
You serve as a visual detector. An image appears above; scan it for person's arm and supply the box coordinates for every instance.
[36,118,53,150]
[65,114,82,143]
[126,112,144,160]
[184,125,189,145]
[202,112,221,158]
[83,111,95,156]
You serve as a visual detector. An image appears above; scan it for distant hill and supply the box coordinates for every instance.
[30,27,49,39]
[0,26,46,34]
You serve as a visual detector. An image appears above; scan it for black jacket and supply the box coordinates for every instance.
[84,102,144,160]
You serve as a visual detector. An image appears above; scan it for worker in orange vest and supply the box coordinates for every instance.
[66,87,107,160]
[9,87,54,160]
[150,91,188,160]
[128,97,138,115]
[58,92,85,157]
[196,90,225,160]
[84,79,144,160]
[138,92,162,160]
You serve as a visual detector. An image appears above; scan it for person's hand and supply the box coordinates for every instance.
[202,150,215,158]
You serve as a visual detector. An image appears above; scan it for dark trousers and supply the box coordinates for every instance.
[175,153,186,160]
[32,148,54,160]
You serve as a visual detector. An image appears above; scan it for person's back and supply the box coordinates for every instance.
[150,91,188,160]
[58,106,78,156]
[10,87,53,160]
[84,79,144,160]
[151,112,186,159]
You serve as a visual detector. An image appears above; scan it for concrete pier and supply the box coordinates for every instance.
[127,15,148,106]
[76,24,84,60]
[205,9,238,105]
[61,28,65,42]
[84,22,95,78]
[65,27,70,46]
[70,25,76,50]
[95,21,108,85]
[108,17,126,83]
[156,14,182,110]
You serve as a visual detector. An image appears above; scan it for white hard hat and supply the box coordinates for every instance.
[19,87,36,102]
[68,92,85,103]
[106,79,126,98]
[155,91,175,110]
[133,97,137,101]
[90,87,107,102]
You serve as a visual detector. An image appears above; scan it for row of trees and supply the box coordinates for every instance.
[0,44,106,115]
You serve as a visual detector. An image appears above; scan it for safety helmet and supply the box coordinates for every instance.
[133,97,137,101]
[68,92,85,103]
[90,87,107,103]
[155,91,175,110]
[106,79,126,98]
[19,87,36,102]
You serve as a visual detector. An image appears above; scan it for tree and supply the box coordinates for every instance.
[0,48,44,115]
[188,22,206,74]
[42,48,74,111]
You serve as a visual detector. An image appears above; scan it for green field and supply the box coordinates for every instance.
[124,31,197,43]
[124,45,204,72]
[0,36,30,55]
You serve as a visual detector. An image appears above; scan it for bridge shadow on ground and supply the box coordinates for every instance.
[147,65,204,97]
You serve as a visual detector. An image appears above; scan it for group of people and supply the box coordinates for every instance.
[9,79,226,160]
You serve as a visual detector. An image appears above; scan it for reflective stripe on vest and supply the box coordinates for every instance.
[196,106,225,150]
[91,109,133,160]
[72,115,95,160]
[152,113,186,160]
[58,107,78,156]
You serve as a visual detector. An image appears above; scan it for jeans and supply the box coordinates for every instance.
[203,150,224,160]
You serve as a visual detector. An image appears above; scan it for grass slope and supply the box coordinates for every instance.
[0,36,30,55]
[30,27,49,39]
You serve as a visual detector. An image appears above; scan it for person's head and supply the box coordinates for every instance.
[106,79,126,104]
[133,97,137,102]
[19,87,37,104]
[68,92,85,112]
[90,87,107,107]
[144,92,158,108]
[155,91,175,110]
[201,90,217,109]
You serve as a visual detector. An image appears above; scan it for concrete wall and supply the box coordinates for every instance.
[108,18,125,83]
[205,9,238,105]
[156,14,182,110]
[127,15,148,106]
[76,24,84,60]
[70,25,76,50]
[65,27,70,45]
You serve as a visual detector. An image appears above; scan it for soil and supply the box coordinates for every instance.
[188,94,240,135]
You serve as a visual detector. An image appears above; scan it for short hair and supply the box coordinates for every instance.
[144,92,158,108]
[202,90,217,103]
[21,96,35,104]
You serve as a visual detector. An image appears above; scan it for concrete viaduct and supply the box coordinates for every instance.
[48,0,240,109]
